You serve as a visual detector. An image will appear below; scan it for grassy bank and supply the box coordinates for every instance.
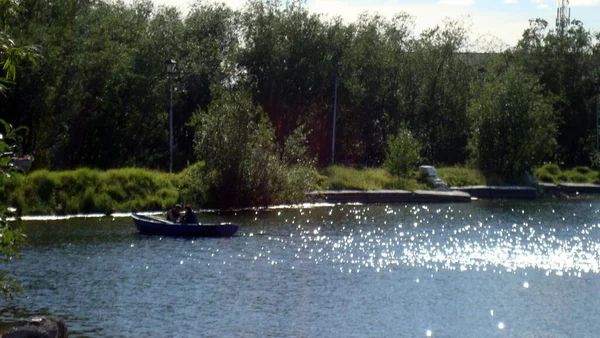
[3,163,600,216]
[319,165,426,191]
[0,168,180,215]
[534,164,600,184]
[0,161,316,215]
[321,164,600,191]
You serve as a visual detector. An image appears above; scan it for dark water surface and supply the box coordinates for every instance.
[3,198,600,337]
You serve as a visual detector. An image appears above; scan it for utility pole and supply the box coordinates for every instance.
[165,59,177,173]
[331,75,338,165]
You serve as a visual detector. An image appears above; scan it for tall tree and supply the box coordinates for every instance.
[467,64,557,178]
[514,19,599,165]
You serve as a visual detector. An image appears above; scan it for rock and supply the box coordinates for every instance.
[418,165,449,191]
[2,316,67,338]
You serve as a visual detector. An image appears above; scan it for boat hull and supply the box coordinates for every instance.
[132,214,238,237]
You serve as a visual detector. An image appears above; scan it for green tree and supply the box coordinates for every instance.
[467,65,557,178]
[0,120,26,298]
[192,87,315,208]
[384,125,422,177]
[514,18,599,165]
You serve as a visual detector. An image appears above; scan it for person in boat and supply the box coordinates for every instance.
[181,204,199,224]
[166,204,182,222]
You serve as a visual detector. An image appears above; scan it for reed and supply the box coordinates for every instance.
[2,168,179,215]
[320,165,425,191]
[436,166,486,187]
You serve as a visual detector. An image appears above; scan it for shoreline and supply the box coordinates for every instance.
[308,183,600,204]
[7,183,600,220]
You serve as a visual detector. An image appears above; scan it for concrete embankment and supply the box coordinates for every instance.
[307,183,600,204]
[450,186,538,199]
[554,182,600,195]
[306,190,472,204]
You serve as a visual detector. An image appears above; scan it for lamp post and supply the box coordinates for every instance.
[331,74,338,165]
[596,79,600,152]
[165,59,176,173]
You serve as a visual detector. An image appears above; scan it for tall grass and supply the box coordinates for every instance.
[534,164,600,184]
[436,167,486,186]
[320,165,425,191]
[3,168,179,215]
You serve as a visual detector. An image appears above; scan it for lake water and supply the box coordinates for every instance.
[3,198,600,337]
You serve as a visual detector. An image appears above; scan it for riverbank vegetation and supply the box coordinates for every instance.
[534,164,600,185]
[1,0,599,211]
[2,162,599,216]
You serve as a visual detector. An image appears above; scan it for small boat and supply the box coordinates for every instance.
[132,213,239,237]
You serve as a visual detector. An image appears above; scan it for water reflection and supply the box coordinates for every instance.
[10,198,600,337]
[232,200,600,276]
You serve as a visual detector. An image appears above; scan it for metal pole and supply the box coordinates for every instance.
[169,73,174,173]
[596,90,599,152]
[332,75,338,165]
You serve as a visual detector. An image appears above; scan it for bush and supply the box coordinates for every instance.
[544,164,560,176]
[321,165,425,191]
[468,65,557,179]
[383,126,422,177]
[574,166,591,175]
[2,168,179,214]
[436,167,486,186]
[567,172,588,183]
[192,88,317,208]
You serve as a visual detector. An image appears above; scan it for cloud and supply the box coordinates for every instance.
[503,0,519,3]
[532,0,600,6]
[569,0,600,6]
[537,4,550,9]
[439,0,475,5]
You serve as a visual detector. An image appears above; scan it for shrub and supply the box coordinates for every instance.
[321,165,425,191]
[544,164,561,175]
[467,65,557,178]
[192,87,317,208]
[384,126,422,177]
[437,167,486,187]
[536,171,556,184]
[177,162,208,206]
[567,172,588,183]
[574,166,591,175]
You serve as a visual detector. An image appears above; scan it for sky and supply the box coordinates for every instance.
[138,0,600,49]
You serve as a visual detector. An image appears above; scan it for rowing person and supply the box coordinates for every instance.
[181,204,199,224]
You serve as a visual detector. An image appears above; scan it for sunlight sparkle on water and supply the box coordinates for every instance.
[239,203,600,276]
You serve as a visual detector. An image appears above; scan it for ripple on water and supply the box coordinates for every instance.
[243,201,600,276]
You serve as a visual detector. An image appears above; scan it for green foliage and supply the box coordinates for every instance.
[176,161,209,206]
[0,214,24,298]
[467,65,557,179]
[0,31,40,95]
[436,167,486,187]
[589,151,600,169]
[321,165,425,191]
[543,163,561,176]
[515,19,599,166]
[0,118,26,298]
[534,163,600,184]
[384,126,422,177]
[3,168,179,215]
[192,88,317,208]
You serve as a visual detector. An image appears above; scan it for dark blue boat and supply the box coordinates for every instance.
[132,213,239,237]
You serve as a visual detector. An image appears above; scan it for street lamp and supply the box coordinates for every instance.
[331,73,338,165]
[165,59,176,173]
[595,78,600,152]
